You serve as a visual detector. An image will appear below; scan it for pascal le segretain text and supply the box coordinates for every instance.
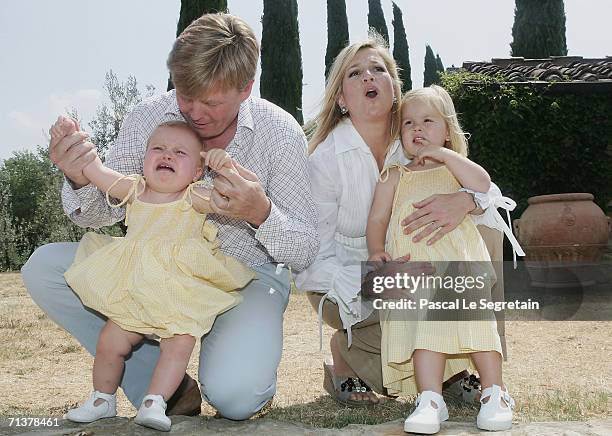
[373,298,539,312]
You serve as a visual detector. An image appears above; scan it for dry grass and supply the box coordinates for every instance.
[0,272,610,427]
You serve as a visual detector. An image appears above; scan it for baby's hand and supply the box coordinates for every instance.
[49,115,78,144]
[368,252,392,263]
[201,149,233,171]
[414,145,450,166]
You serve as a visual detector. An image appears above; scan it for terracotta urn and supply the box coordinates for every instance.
[513,193,611,288]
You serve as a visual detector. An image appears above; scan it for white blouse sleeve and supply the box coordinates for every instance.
[466,182,526,266]
[294,146,361,293]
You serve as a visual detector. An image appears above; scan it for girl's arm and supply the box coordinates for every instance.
[81,150,134,201]
[191,186,214,214]
[415,146,491,192]
[49,117,132,199]
[366,168,400,262]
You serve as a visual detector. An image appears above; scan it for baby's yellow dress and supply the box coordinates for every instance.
[64,176,255,339]
[380,165,502,395]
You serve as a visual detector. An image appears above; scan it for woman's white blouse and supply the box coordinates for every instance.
[294,118,513,340]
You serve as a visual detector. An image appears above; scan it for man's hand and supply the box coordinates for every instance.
[401,191,475,246]
[209,161,271,226]
[48,116,96,188]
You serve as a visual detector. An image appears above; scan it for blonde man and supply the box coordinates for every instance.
[23,13,318,421]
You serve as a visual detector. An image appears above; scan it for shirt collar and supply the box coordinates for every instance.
[385,137,406,165]
[333,118,371,155]
[237,96,254,132]
[333,118,404,164]
[166,90,181,116]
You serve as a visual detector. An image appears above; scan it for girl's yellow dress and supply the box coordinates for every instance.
[64,176,255,339]
[380,165,502,395]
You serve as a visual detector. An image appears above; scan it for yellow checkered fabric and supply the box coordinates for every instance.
[64,176,255,339]
[380,165,502,396]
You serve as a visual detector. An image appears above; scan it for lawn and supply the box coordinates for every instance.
[0,272,610,427]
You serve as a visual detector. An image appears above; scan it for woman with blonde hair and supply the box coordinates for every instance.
[295,33,506,407]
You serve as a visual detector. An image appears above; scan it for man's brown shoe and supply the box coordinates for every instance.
[166,374,202,416]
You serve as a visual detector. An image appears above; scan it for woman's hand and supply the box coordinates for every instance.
[401,192,475,246]
[367,251,392,263]
[361,254,435,299]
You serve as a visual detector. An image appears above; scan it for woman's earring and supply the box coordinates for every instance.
[393,96,398,104]
[340,106,348,115]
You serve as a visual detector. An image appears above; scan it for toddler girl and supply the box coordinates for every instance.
[366,86,519,433]
[50,116,254,431]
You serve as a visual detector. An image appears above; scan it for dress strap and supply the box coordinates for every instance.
[379,163,406,183]
[181,180,214,210]
[105,174,143,208]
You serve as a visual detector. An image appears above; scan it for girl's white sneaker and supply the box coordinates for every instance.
[403,390,449,434]
[476,384,514,431]
[134,394,171,432]
[65,390,117,423]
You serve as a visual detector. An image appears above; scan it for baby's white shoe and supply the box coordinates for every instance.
[65,390,117,423]
[476,384,514,431]
[404,390,448,434]
[134,394,171,432]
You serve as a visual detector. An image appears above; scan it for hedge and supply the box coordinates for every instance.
[441,71,612,217]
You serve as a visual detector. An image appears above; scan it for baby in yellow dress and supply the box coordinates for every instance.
[50,116,254,431]
[366,86,514,434]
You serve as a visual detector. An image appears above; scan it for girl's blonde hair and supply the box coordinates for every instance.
[401,85,469,157]
[308,33,403,155]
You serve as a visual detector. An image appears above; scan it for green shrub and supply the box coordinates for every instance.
[0,148,123,272]
[441,71,612,216]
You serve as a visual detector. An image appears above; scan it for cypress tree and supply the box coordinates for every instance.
[261,0,304,124]
[168,0,229,91]
[423,45,438,87]
[391,2,411,92]
[325,0,350,80]
[435,53,444,75]
[367,0,389,44]
[510,0,567,58]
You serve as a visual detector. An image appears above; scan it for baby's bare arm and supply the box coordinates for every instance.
[81,157,134,202]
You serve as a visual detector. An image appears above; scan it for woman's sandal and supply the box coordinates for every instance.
[442,372,482,404]
[322,363,378,407]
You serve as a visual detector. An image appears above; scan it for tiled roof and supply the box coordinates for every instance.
[460,56,612,82]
